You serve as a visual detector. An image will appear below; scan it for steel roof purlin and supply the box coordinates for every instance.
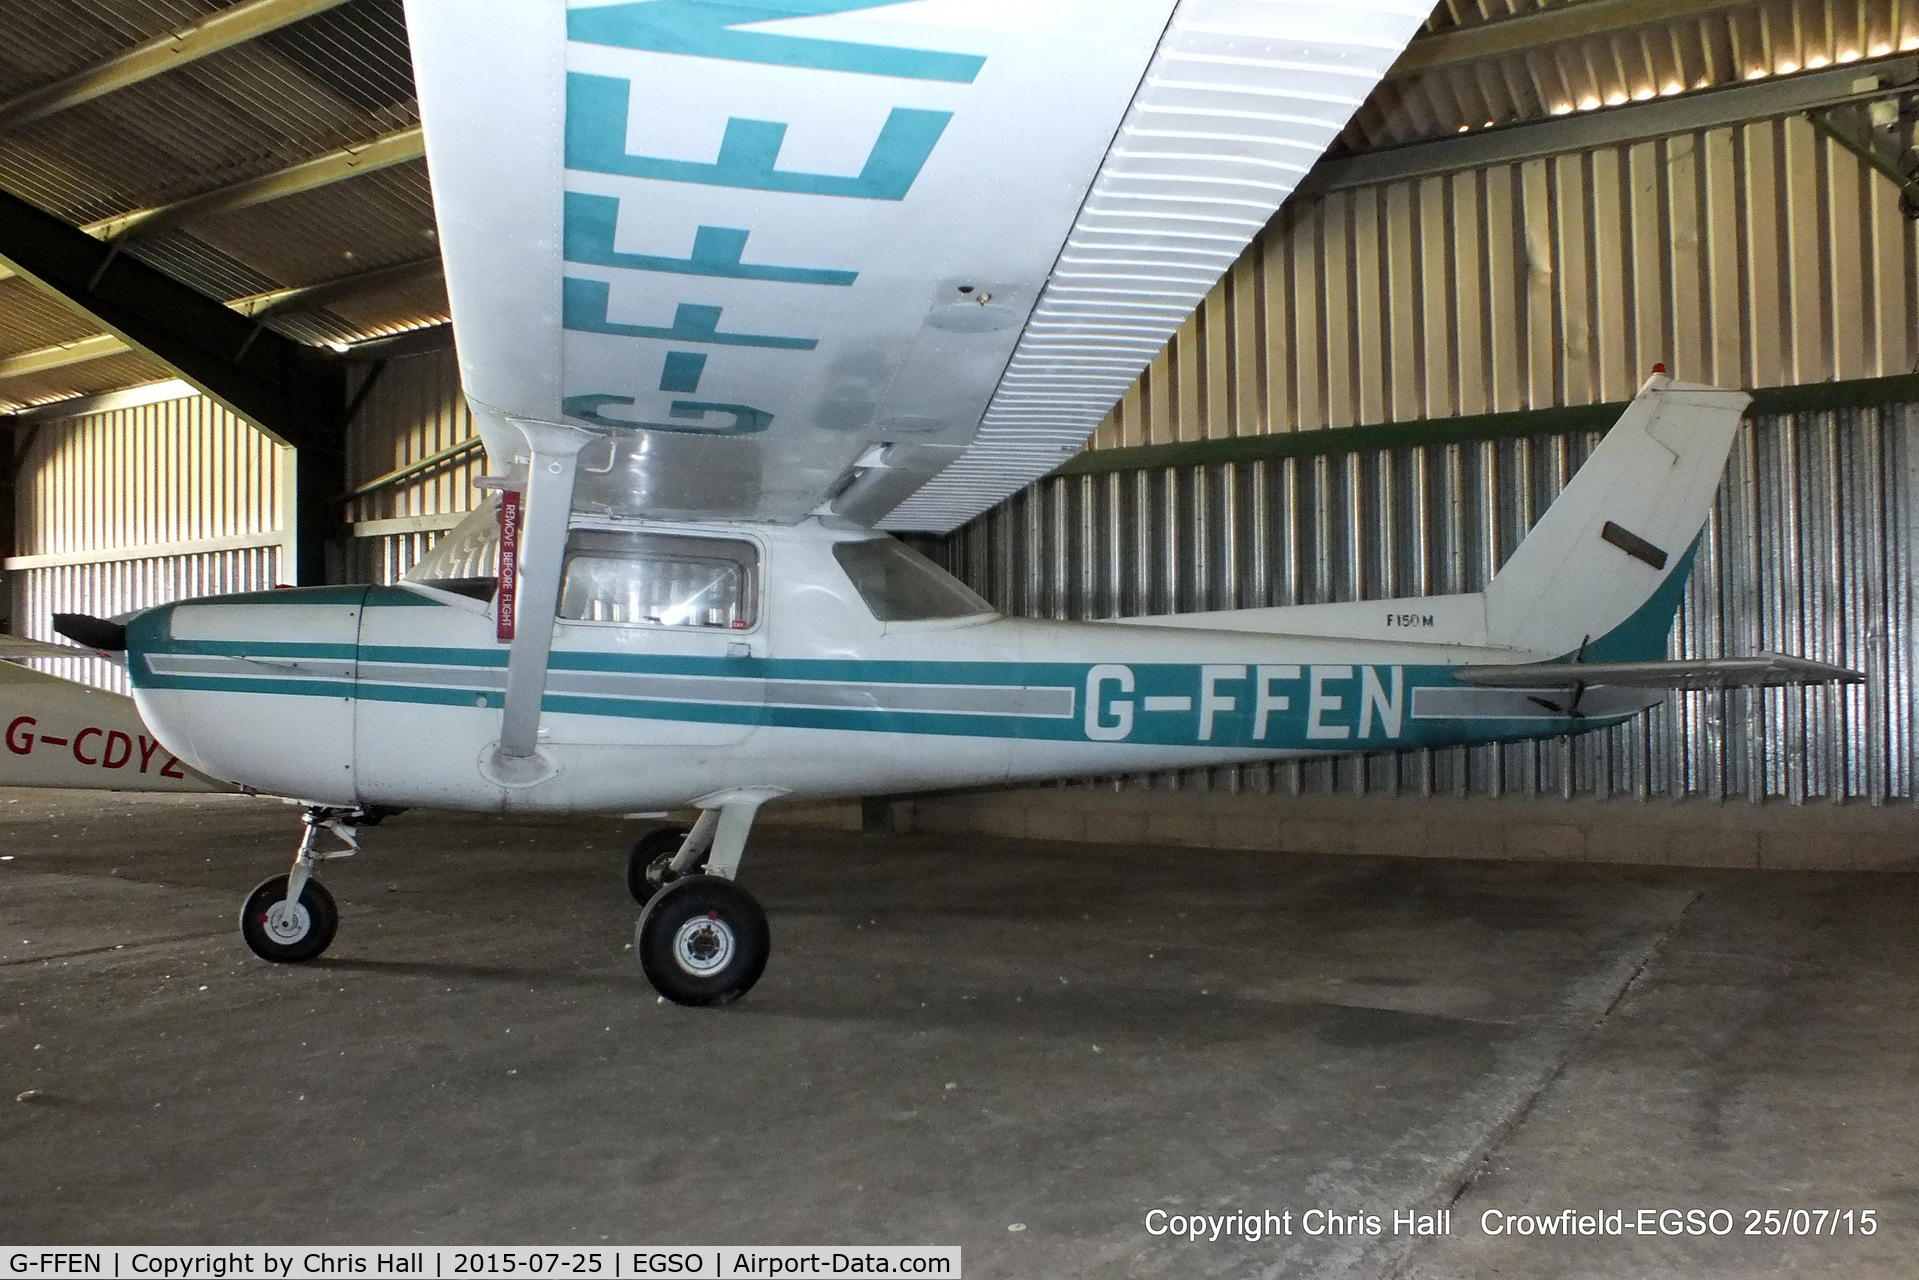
[0,0,356,133]
[0,0,440,408]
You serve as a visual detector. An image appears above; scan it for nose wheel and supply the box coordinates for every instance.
[240,875,338,962]
[237,805,386,964]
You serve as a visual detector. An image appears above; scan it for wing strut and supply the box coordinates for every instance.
[482,416,592,787]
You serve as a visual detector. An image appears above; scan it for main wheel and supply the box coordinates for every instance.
[626,825,695,904]
[635,875,770,1007]
[239,875,339,963]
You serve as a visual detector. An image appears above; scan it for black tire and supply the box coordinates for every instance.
[635,875,770,1007]
[239,874,339,963]
[626,825,695,904]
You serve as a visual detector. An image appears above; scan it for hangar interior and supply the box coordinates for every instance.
[5,0,1917,867]
[3,2,1919,1273]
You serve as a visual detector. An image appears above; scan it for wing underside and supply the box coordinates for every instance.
[405,0,1430,529]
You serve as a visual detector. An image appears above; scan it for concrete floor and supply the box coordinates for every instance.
[1,789,1913,1279]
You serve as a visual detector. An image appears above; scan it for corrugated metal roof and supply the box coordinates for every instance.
[0,0,433,409]
[184,158,434,287]
[0,277,106,358]
[0,0,413,221]
[0,2,224,100]
[1352,0,1915,150]
[0,349,173,407]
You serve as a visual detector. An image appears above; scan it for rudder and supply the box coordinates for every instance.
[1483,372,1748,660]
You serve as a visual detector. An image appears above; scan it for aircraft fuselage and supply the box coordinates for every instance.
[124,519,1650,812]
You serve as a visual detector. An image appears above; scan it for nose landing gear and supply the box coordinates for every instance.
[238,806,382,964]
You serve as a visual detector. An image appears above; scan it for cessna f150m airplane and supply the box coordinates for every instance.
[45,0,1859,1005]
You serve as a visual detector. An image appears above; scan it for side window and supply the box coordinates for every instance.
[832,537,995,622]
[558,530,760,629]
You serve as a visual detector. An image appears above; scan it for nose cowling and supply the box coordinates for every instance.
[123,588,366,803]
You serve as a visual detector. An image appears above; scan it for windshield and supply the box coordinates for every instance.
[405,495,501,589]
[832,537,995,622]
[404,498,502,602]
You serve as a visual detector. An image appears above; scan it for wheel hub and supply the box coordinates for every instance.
[671,911,735,976]
[262,899,311,946]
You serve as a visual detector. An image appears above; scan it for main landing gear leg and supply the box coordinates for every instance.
[239,807,361,963]
[634,792,779,1007]
[626,808,718,904]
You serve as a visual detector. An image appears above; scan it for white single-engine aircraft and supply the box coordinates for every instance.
[44,0,1859,1005]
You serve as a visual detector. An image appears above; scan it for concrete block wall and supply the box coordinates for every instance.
[760,787,1919,872]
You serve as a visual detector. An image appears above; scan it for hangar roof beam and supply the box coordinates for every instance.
[0,126,427,288]
[0,0,356,134]
[0,182,340,445]
[86,126,425,245]
[227,255,443,320]
[1306,53,1919,193]
[0,186,347,581]
[0,333,130,380]
[0,256,448,382]
[1390,0,1751,77]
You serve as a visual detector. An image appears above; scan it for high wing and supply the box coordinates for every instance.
[405,0,1429,530]
[1453,654,1865,692]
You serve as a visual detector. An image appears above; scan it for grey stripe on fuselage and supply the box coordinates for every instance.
[147,654,357,681]
[146,653,1076,719]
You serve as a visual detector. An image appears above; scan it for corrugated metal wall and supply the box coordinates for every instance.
[929,403,1914,805]
[1089,117,1917,449]
[7,391,291,692]
[345,345,482,584]
[20,550,283,692]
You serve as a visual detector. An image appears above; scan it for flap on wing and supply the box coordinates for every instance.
[407,0,1429,527]
[1452,653,1866,691]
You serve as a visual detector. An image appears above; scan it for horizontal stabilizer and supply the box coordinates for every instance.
[1453,653,1864,691]
[0,634,97,662]
[0,661,228,792]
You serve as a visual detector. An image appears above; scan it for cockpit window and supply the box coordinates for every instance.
[832,538,995,622]
[559,530,760,629]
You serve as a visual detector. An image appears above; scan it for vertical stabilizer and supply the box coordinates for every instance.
[1483,373,1748,660]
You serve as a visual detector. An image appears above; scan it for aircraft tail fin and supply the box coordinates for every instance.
[1483,372,1749,661]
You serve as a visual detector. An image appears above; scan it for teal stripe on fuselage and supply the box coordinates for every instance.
[1576,538,1701,663]
[149,585,439,609]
